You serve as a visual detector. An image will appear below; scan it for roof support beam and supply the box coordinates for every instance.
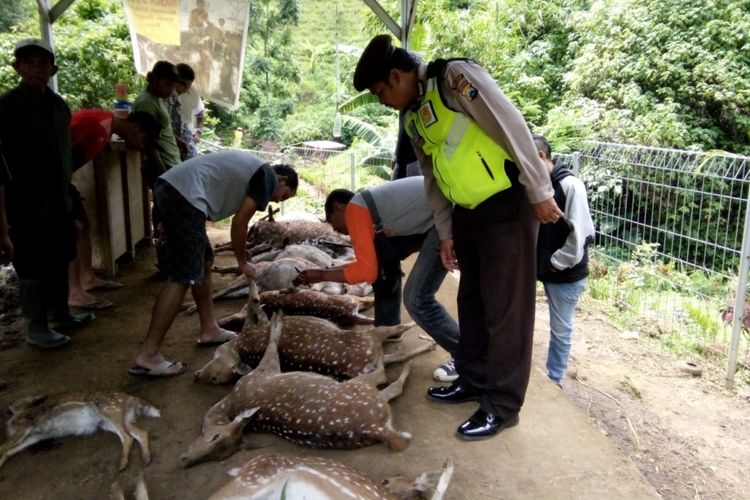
[406,0,418,46]
[50,0,77,23]
[361,0,401,41]
[35,0,76,91]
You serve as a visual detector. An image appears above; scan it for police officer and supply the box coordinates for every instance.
[353,34,562,440]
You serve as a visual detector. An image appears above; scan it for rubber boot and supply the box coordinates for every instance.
[19,278,70,349]
[47,268,94,332]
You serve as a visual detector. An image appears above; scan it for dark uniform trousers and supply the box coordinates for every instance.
[452,186,538,419]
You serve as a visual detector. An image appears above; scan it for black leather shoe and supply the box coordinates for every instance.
[50,312,95,331]
[426,381,482,404]
[457,409,519,440]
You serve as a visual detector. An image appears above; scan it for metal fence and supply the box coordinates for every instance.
[575,142,750,387]
[199,140,390,216]
[201,138,750,386]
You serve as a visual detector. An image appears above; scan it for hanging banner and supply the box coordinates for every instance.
[122,0,250,109]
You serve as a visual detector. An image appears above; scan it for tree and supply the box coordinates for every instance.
[547,0,750,154]
[0,0,142,110]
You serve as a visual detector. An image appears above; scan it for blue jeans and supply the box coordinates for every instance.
[373,227,460,355]
[543,279,586,382]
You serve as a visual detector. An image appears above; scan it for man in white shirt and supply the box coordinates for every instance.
[176,63,205,159]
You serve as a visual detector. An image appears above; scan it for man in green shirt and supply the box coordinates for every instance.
[132,60,182,183]
[132,60,182,270]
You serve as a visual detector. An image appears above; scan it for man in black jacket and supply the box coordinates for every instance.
[534,135,595,384]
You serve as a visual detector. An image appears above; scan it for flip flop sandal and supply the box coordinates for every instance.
[196,329,238,346]
[87,280,123,291]
[128,360,187,378]
[70,298,114,311]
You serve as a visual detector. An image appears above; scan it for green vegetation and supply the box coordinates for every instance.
[2,0,748,153]
[585,242,744,375]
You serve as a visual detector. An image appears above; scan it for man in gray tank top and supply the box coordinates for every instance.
[129,150,298,378]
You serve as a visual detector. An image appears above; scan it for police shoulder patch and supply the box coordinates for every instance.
[451,73,479,101]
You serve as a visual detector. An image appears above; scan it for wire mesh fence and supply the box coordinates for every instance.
[198,139,390,217]
[575,142,750,384]
[200,137,750,384]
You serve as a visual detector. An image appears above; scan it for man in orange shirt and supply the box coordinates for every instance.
[298,177,460,377]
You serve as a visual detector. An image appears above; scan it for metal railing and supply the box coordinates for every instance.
[576,142,750,387]
[201,138,750,386]
[198,139,390,216]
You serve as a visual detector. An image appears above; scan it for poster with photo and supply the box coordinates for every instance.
[122,0,250,109]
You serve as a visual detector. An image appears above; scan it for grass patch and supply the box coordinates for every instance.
[584,250,749,388]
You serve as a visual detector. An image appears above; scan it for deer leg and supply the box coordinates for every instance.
[110,481,126,500]
[124,419,152,465]
[0,431,46,470]
[102,413,134,471]
[254,312,283,374]
[350,352,387,387]
[383,341,436,365]
[135,473,149,500]
[379,361,412,402]
[244,278,266,327]
[354,296,375,311]
[370,322,416,344]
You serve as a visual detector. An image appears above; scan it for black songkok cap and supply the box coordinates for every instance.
[353,34,396,92]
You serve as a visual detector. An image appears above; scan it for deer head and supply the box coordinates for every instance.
[180,408,259,468]
[193,340,244,385]
[382,460,454,500]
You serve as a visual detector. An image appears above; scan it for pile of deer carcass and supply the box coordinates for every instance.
[0,217,454,499]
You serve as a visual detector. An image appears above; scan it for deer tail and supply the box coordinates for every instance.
[139,404,161,419]
[383,429,411,451]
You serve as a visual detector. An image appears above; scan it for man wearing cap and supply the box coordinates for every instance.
[353,35,563,440]
[0,39,94,349]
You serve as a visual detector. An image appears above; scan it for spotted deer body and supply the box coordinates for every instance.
[184,258,320,314]
[214,219,352,258]
[208,454,454,500]
[0,392,159,471]
[195,315,433,385]
[181,313,412,467]
[260,288,373,326]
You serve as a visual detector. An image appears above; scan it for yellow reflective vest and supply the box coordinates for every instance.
[404,62,515,209]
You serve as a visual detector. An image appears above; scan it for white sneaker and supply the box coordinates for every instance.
[433,358,458,382]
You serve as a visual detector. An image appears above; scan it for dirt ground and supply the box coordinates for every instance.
[0,227,747,499]
[536,297,750,500]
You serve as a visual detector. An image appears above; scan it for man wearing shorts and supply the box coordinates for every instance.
[129,150,298,377]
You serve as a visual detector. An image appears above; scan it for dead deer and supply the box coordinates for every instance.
[251,243,342,268]
[259,288,374,326]
[110,474,149,500]
[183,258,319,314]
[214,219,351,258]
[180,312,412,467]
[194,314,434,385]
[0,391,159,471]
[208,454,455,500]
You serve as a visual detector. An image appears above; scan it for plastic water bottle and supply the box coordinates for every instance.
[113,83,131,118]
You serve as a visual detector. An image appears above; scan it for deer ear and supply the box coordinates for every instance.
[232,362,253,376]
[233,407,260,426]
[9,394,48,414]
[412,471,441,493]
